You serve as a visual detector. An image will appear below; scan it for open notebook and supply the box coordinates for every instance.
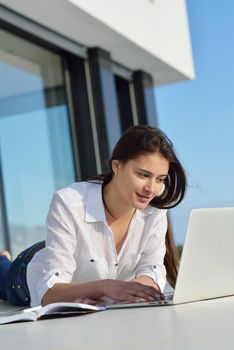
[109,207,234,308]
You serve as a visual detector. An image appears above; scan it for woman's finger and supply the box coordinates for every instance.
[74,297,97,305]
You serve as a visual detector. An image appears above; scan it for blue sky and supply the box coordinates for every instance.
[155,0,234,244]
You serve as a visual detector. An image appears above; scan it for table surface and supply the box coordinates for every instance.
[0,296,233,350]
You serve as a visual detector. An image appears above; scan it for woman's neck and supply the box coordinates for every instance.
[102,182,136,221]
[102,189,118,219]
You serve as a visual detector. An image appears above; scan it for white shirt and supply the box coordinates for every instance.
[27,181,167,306]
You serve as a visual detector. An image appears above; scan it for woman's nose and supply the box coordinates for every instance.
[144,181,155,194]
[145,182,164,196]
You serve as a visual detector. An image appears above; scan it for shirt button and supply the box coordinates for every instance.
[153,265,157,269]
[55,272,59,276]
[115,263,118,267]
[90,259,95,262]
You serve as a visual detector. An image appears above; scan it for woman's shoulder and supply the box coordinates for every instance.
[54,181,101,204]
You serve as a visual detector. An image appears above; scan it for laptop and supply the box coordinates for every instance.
[108,207,234,308]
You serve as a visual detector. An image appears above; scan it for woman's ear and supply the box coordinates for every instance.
[112,160,122,175]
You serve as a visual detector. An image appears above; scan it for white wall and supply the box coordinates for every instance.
[1,0,195,85]
[68,0,195,80]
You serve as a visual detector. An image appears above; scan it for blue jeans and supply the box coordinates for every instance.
[0,241,45,306]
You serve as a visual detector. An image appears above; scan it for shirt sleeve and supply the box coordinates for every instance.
[134,211,168,292]
[28,192,77,305]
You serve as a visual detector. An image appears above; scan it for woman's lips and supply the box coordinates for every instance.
[136,193,152,202]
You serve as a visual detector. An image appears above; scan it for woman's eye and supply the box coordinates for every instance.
[138,172,148,178]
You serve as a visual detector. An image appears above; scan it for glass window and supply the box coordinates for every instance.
[0,203,4,249]
[0,29,75,256]
[0,150,9,250]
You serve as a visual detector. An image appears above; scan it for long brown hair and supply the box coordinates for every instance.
[164,216,180,288]
[92,125,186,287]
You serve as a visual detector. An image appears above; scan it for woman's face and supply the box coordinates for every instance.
[112,152,169,210]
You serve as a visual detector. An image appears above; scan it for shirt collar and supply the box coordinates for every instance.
[136,205,155,218]
[85,182,106,223]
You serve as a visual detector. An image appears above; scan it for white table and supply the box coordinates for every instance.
[0,296,233,350]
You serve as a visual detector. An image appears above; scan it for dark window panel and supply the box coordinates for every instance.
[133,70,158,127]
[88,47,121,172]
[66,54,97,180]
[115,76,134,132]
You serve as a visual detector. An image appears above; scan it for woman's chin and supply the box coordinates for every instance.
[134,199,150,209]
[135,194,151,207]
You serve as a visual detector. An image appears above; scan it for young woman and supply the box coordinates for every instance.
[0,125,186,307]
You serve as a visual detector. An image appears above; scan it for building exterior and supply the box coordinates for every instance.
[0,0,194,256]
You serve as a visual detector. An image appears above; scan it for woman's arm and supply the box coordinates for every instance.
[42,281,103,305]
[41,279,161,306]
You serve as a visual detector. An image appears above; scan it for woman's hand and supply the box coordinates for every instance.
[74,281,165,306]
[130,275,161,291]
[100,279,164,303]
